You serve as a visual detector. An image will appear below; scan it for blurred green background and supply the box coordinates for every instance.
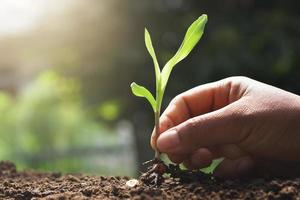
[0,0,299,176]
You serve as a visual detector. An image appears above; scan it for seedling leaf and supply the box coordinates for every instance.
[130,82,156,112]
[130,15,208,160]
[200,157,224,174]
[161,14,207,91]
[145,28,160,89]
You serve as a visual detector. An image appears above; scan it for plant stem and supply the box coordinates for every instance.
[154,110,160,160]
[154,78,163,160]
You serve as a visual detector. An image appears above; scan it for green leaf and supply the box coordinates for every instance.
[161,14,208,91]
[130,82,156,112]
[200,157,224,174]
[145,28,160,89]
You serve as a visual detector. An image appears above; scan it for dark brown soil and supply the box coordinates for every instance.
[1,161,300,200]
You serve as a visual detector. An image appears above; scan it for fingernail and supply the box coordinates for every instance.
[156,129,180,151]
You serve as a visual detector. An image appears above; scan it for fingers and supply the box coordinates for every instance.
[167,148,214,167]
[156,100,250,155]
[168,153,189,164]
[183,148,214,169]
[171,146,254,178]
[184,144,247,166]
[184,153,254,178]
[151,111,176,149]
[151,77,249,149]
[213,157,254,178]
[151,92,198,149]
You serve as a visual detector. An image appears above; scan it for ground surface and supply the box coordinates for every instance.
[1,161,300,200]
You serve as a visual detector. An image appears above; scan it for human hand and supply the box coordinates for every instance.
[151,77,300,178]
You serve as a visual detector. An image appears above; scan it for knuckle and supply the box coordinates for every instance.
[170,94,182,106]
[171,94,180,102]
[226,76,250,83]
[224,76,251,91]
[167,95,182,113]
[221,76,250,102]
[229,81,243,102]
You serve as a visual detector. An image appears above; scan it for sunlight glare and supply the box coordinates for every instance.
[0,0,64,35]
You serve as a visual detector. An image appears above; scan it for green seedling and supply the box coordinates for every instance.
[131,14,208,160]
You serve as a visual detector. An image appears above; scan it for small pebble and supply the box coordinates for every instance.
[126,179,139,187]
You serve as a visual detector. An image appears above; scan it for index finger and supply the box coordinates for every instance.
[151,77,247,149]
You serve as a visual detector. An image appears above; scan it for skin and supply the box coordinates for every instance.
[151,76,300,178]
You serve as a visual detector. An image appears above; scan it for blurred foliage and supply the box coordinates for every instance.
[0,70,134,174]
[98,100,121,121]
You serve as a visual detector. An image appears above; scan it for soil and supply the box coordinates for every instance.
[1,161,300,200]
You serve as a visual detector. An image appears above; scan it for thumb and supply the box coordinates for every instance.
[156,101,251,155]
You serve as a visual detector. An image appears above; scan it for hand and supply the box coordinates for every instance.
[151,76,300,178]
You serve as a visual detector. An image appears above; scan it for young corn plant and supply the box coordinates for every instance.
[131,14,207,160]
